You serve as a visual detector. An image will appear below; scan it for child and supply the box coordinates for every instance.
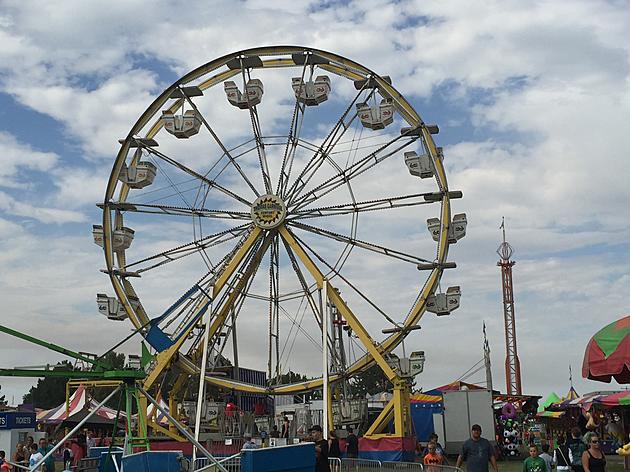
[524,445,547,472]
[0,450,13,471]
[28,444,43,472]
[539,443,555,472]
[424,441,445,472]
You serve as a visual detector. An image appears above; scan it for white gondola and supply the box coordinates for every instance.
[96,293,140,321]
[426,286,461,316]
[404,151,434,178]
[92,225,135,251]
[291,75,331,106]
[118,161,157,189]
[356,98,394,130]
[224,79,264,109]
[426,213,467,244]
[161,109,202,138]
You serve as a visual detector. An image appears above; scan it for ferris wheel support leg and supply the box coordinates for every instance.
[364,398,395,437]
[142,227,263,391]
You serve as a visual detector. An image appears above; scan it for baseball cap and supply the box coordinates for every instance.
[310,425,323,432]
[471,424,482,432]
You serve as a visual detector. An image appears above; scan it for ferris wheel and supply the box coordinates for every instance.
[94,46,466,412]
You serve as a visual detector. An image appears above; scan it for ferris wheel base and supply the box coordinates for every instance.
[358,436,417,462]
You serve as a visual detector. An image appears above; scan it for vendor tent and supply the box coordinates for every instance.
[537,392,561,413]
[583,315,630,383]
[37,385,122,425]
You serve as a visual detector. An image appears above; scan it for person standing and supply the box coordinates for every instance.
[28,444,43,472]
[0,451,11,472]
[37,438,54,472]
[456,424,498,472]
[12,443,26,467]
[539,444,555,472]
[582,434,606,472]
[553,436,573,472]
[242,433,258,450]
[310,425,330,472]
[270,425,280,438]
[86,431,96,456]
[568,427,586,472]
[328,430,341,459]
[523,445,547,472]
[281,416,290,439]
[424,442,445,472]
[346,428,359,458]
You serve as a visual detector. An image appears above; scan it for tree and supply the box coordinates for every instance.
[22,361,74,409]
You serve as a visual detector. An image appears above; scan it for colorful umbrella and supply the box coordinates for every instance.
[583,315,630,383]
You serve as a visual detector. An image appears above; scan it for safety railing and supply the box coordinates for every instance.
[382,461,424,470]
[340,458,383,471]
[329,457,342,472]
[194,452,241,471]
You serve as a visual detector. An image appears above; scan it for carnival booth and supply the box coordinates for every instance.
[0,411,36,458]
[37,385,124,430]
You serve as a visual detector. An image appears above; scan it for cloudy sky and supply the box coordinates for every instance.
[1,0,629,406]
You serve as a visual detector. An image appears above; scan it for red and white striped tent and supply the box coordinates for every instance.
[36,385,123,425]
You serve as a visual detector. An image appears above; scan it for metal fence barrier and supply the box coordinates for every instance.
[382,462,424,470]
[194,452,241,472]
[340,458,383,471]
[330,457,342,472]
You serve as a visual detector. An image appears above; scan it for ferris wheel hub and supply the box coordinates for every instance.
[250,194,287,229]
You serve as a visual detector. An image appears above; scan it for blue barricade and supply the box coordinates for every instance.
[241,443,315,472]
[121,451,184,471]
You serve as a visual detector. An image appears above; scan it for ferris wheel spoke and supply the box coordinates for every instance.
[290,132,419,212]
[181,93,261,199]
[239,62,273,194]
[140,144,252,207]
[288,229,401,329]
[283,83,373,204]
[289,221,432,265]
[108,202,252,221]
[276,60,310,196]
[280,237,338,360]
[289,192,435,220]
[125,224,253,274]
[188,233,273,365]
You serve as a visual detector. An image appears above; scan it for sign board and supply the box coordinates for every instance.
[0,412,36,430]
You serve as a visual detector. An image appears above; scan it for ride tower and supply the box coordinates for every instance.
[497,218,522,395]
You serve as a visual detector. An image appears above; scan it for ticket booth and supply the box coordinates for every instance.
[0,412,36,455]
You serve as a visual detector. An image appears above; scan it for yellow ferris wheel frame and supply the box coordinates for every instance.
[100,46,455,438]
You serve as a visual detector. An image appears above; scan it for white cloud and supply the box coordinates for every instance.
[0,191,85,224]
[0,132,58,188]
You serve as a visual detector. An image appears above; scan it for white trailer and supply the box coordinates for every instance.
[443,389,495,454]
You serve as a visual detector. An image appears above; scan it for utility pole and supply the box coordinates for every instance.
[497,218,522,395]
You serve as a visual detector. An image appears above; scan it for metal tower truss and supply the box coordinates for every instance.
[497,219,522,396]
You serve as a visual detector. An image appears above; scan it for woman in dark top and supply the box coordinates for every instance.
[582,433,606,472]
[328,430,341,458]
